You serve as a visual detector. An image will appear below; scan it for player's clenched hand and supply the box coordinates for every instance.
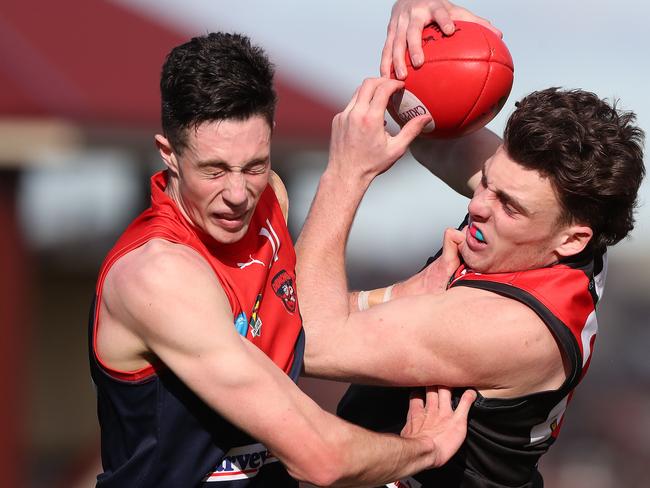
[327,77,431,181]
[382,0,501,79]
[393,228,465,298]
[401,386,476,468]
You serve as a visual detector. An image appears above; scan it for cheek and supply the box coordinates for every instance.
[184,178,220,205]
[491,214,520,244]
[248,175,270,198]
[494,215,555,249]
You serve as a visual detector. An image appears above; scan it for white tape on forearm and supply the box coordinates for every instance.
[357,290,370,311]
[383,284,394,302]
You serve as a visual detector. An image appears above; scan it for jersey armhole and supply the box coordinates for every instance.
[268,170,289,222]
[450,279,583,393]
[92,237,238,382]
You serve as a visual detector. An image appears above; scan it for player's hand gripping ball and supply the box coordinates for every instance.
[388,21,514,139]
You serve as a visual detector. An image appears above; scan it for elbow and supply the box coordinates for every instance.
[301,327,330,377]
[297,468,344,488]
[286,448,347,487]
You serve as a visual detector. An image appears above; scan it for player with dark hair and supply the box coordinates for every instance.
[296,64,645,488]
[160,32,278,153]
[89,32,476,488]
[294,3,645,485]
[502,88,643,251]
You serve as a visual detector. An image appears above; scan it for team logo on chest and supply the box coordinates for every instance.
[271,270,296,313]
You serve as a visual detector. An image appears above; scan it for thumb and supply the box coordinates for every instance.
[441,227,465,263]
[394,113,432,148]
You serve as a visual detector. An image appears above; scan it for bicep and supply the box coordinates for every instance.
[311,287,562,392]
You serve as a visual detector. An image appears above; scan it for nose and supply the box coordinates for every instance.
[467,184,491,222]
[222,171,247,207]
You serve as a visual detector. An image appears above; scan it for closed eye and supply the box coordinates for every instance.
[501,200,517,216]
[243,160,269,175]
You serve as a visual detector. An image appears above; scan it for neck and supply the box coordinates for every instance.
[164,171,194,226]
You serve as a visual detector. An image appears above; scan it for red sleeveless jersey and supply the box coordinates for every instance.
[94,170,303,379]
[89,171,303,487]
[339,239,606,488]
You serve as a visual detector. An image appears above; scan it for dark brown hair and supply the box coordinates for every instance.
[160,32,277,154]
[504,88,645,250]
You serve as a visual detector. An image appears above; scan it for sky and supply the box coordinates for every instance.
[113,0,650,265]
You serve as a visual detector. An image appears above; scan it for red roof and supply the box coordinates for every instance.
[0,0,335,143]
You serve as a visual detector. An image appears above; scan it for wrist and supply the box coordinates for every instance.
[322,162,375,190]
[396,435,438,477]
[357,284,395,311]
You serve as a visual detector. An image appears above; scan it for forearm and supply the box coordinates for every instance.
[349,285,395,312]
[298,76,431,378]
[296,169,373,370]
[410,128,501,197]
[325,421,436,487]
[236,340,441,487]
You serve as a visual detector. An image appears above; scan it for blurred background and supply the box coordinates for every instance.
[1,0,648,486]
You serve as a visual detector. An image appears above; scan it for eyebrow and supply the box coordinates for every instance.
[196,156,269,169]
[481,164,531,217]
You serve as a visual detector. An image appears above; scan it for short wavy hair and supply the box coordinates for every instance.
[504,88,645,250]
[160,32,277,154]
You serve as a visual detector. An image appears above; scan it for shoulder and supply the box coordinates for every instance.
[441,285,551,338]
[110,239,212,290]
[268,170,289,222]
[103,239,230,328]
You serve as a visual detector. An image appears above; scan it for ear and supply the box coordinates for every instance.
[554,224,593,258]
[154,134,180,175]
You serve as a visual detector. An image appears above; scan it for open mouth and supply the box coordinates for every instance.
[467,218,487,244]
[470,225,486,243]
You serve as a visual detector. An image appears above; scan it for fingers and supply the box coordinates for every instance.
[423,385,441,412]
[405,16,427,68]
[409,388,426,412]
[394,113,432,148]
[334,77,431,172]
[339,78,403,125]
[426,385,476,417]
[452,7,502,38]
[431,6,454,36]
[403,388,427,436]
[473,16,502,38]
[342,86,361,115]
[381,1,503,80]
[367,78,405,113]
[454,388,478,418]
[328,76,416,179]
[435,384,451,409]
[380,21,397,77]
[392,13,410,79]
[441,227,465,262]
[349,78,402,111]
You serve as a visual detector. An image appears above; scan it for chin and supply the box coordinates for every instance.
[209,225,249,245]
[460,248,482,272]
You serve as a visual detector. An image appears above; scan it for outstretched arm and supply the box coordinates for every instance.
[296,77,431,355]
[296,79,566,399]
